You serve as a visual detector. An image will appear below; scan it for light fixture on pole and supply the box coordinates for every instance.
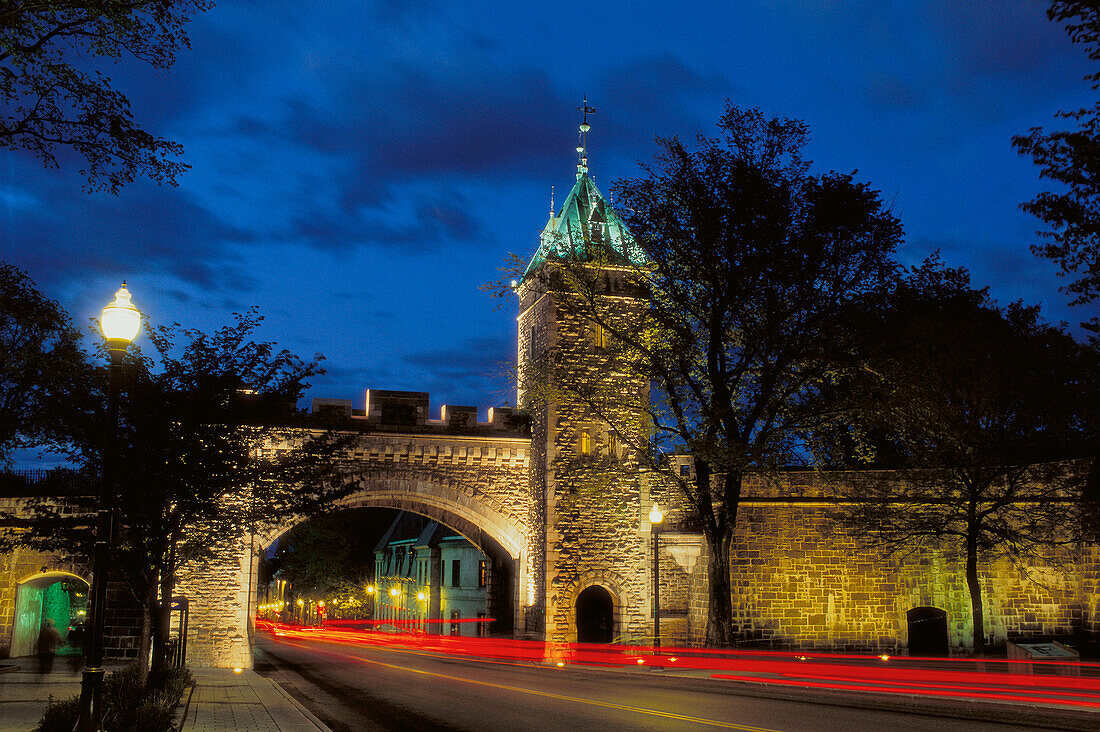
[77,283,140,732]
[649,503,664,653]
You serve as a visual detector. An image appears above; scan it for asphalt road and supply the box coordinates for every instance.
[253,633,1064,732]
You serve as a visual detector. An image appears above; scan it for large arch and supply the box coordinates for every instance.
[255,475,532,638]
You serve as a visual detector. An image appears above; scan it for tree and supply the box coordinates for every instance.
[496,105,903,645]
[265,509,386,604]
[4,311,356,675]
[836,263,1097,654]
[0,261,89,463]
[1,1,211,192]
[1013,1,1100,334]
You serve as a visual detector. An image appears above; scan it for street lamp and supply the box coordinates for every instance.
[77,284,140,732]
[649,503,664,653]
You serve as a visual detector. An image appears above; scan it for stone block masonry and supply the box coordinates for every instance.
[728,471,1100,653]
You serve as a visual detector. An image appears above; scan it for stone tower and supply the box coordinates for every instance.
[516,107,657,644]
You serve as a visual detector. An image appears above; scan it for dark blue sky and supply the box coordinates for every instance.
[1,0,1093,425]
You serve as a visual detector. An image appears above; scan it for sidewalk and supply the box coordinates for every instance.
[177,668,330,732]
[0,661,330,732]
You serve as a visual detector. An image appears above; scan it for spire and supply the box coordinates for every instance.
[521,99,643,280]
[576,95,595,180]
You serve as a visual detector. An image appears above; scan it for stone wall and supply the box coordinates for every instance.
[176,537,254,669]
[727,470,1100,653]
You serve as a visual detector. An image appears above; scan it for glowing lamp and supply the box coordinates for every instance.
[233,667,243,674]
[296,599,304,606]
[367,585,375,595]
[101,283,141,348]
[417,592,426,601]
[389,587,399,597]
[649,503,664,525]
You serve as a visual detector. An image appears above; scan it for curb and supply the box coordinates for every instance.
[265,677,333,731]
[173,681,196,732]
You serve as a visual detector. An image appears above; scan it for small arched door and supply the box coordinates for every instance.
[907,606,949,657]
[11,572,89,657]
[575,585,614,644]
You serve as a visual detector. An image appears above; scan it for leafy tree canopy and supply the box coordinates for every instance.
[493,104,904,645]
[1013,1,1100,333]
[835,260,1097,653]
[0,261,89,463]
[5,309,357,672]
[1,1,211,192]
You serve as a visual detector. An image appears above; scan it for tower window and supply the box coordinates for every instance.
[580,430,593,455]
[452,559,461,587]
[592,322,607,349]
[608,433,620,459]
[528,325,538,362]
[478,560,488,588]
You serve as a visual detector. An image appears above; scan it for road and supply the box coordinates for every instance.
[253,632,1066,731]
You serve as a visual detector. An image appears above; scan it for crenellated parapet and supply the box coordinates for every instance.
[309,389,530,437]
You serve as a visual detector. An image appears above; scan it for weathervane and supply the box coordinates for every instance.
[577,95,595,178]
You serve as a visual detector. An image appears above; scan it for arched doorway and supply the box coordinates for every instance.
[575,585,614,643]
[907,606,949,657]
[10,572,89,658]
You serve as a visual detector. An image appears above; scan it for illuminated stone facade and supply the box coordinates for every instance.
[730,472,1100,652]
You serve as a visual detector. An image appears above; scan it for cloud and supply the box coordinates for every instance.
[0,163,256,296]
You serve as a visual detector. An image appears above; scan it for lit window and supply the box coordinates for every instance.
[608,433,620,459]
[478,560,488,588]
[450,610,461,636]
[580,430,592,455]
[477,612,487,638]
[593,322,607,349]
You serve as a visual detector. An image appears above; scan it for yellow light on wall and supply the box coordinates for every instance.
[101,283,141,346]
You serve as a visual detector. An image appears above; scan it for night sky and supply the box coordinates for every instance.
[2,1,1093,433]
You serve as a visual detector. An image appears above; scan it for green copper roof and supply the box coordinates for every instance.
[523,172,644,279]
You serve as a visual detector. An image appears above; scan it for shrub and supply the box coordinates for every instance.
[35,665,192,732]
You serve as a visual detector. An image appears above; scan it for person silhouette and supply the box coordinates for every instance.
[37,619,61,675]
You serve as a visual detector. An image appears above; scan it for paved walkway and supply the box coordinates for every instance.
[178,668,330,732]
[0,657,86,732]
[0,661,329,732]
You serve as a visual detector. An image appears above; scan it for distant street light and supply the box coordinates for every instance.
[77,284,140,732]
[649,503,664,653]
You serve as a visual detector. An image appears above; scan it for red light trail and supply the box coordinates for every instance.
[254,619,1100,711]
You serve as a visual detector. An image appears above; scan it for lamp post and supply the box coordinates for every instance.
[77,284,141,732]
[649,503,664,653]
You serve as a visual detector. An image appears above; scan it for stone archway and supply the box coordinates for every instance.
[10,570,89,658]
[176,436,536,669]
[575,585,615,644]
[255,475,532,635]
[560,572,626,644]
